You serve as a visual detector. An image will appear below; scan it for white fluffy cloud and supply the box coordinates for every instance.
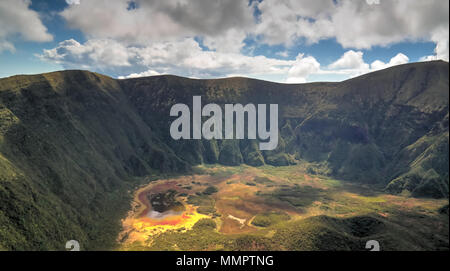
[0,0,53,52]
[255,0,449,50]
[39,38,294,79]
[326,51,410,78]
[60,0,448,54]
[286,54,321,83]
[421,27,449,62]
[284,50,411,83]
[39,39,132,70]
[323,50,371,79]
[329,50,369,71]
[36,0,446,82]
[39,37,413,83]
[118,70,160,79]
[371,53,409,71]
[60,0,254,53]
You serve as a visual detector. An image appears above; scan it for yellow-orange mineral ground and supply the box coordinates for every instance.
[118,178,210,246]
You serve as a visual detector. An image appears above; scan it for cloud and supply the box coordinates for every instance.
[255,0,449,49]
[202,28,247,53]
[286,54,321,83]
[60,0,254,53]
[325,51,409,79]
[39,37,413,84]
[0,41,15,53]
[285,50,409,84]
[60,0,447,54]
[39,38,295,79]
[322,50,371,79]
[329,50,369,70]
[0,0,53,52]
[46,0,446,81]
[371,53,409,71]
[286,51,411,83]
[66,0,81,5]
[276,50,289,58]
[255,0,335,46]
[420,27,449,62]
[118,69,160,79]
[38,39,132,70]
[366,0,380,5]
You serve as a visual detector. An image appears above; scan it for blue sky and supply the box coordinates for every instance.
[0,0,448,82]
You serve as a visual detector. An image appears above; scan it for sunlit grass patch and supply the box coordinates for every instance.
[251,211,291,227]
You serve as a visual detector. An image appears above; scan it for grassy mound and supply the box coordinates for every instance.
[251,211,290,227]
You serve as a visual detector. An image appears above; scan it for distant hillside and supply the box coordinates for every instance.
[0,60,448,250]
[120,60,449,197]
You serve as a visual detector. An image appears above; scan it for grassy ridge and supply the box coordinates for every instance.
[0,71,187,250]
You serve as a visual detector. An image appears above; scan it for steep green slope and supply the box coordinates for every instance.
[0,71,187,250]
[0,61,448,250]
[121,60,449,196]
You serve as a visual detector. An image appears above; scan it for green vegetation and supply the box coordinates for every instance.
[1,61,449,250]
[131,210,449,251]
[264,186,325,208]
[193,218,217,230]
[203,186,218,195]
[0,71,186,250]
[385,133,449,199]
[253,176,274,184]
[187,194,216,215]
[251,211,290,227]
[121,164,448,251]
